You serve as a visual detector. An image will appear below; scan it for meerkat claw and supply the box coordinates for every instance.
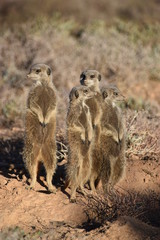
[48,187,57,194]
[40,122,46,128]
[70,198,76,203]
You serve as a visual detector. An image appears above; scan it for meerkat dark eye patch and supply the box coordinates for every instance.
[113,92,118,96]
[103,91,108,99]
[35,69,41,74]
[90,74,95,79]
[75,90,79,98]
[83,89,88,93]
[98,74,101,81]
[47,68,51,76]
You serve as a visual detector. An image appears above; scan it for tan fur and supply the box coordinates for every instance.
[90,85,126,193]
[23,63,57,193]
[80,70,103,192]
[80,70,102,128]
[101,85,125,143]
[65,86,94,202]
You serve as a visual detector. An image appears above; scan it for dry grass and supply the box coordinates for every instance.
[0,16,159,163]
[80,189,160,230]
[126,110,160,161]
[0,17,160,129]
[1,0,160,26]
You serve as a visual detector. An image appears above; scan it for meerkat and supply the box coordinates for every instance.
[101,85,125,144]
[90,85,126,193]
[23,63,57,193]
[100,85,126,192]
[79,70,103,192]
[65,86,94,202]
[80,70,102,129]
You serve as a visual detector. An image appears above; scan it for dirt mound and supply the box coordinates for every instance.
[0,119,160,239]
[106,216,160,240]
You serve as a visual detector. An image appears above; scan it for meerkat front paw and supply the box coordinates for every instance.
[117,139,122,151]
[88,133,93,144]
[81,133,85,144]
[113,134,119,144]
[37,113,44,126]
[40,122,47,128]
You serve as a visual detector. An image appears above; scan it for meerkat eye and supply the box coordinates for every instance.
[83,89,88,93]
[114,92,118,96]
[35,69,41,74]
[90,74,95,79]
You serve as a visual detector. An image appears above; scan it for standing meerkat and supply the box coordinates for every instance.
[90,85,126,193]
[80,70,103,192]
[101,85,126,191]
[65,86,94,202]
[80,70,102,129]
[100,85,126,145]
[23,63,57,193]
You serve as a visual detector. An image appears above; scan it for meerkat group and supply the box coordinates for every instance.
[23,64,126,201]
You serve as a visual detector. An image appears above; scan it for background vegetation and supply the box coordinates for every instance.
[0,0,160,238]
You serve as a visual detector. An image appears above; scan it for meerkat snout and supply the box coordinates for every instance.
[27,63,52,82]
[80,70,101,90]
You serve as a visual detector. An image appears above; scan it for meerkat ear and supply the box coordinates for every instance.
[98,73,101,81]
[80,73,85,81]
[47,67,51,76]
[75,90,79,98]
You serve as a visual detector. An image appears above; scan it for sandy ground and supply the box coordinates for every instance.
[0,127,160,239]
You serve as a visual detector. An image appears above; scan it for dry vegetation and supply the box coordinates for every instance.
[0,16,160,129]
[0,1,160,239]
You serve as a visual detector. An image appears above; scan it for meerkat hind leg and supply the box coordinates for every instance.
[78,184,88,196]
[46,168,56,193]
[26,145,40,190]
[29,161,38,190]
[70,181,78,203]
[90,175,97,193]
[43,148,57,193]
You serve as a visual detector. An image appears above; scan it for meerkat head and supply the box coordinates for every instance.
[27,63,52,84]
[69,86,95,103]
[101,85,125,103]
[80,70,101,92]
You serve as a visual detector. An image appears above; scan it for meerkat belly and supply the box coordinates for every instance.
[37,148,43,162]
[36,89,52,116]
